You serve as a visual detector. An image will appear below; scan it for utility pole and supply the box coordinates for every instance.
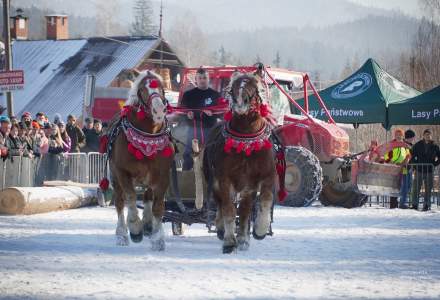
[158,0,163,38]
[159,0,163,71]
[2,0,13,117]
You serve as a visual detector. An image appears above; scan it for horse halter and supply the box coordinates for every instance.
[138,78,168,113]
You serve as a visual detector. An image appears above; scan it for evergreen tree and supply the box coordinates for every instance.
[130,0,156,36]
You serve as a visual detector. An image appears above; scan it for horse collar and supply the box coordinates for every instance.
[222,121,272,156]
[121,116,173,159]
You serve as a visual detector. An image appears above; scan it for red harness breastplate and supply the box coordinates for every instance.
[222,121,272,156]
[121,116,173,160]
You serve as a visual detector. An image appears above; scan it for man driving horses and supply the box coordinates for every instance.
[181,67,221,170]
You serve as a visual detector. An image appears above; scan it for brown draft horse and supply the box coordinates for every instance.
[109,70,174,251]
[204,73,276,253]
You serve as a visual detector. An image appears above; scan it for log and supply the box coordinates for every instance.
[43,180,98,188]
[0,186,98,215]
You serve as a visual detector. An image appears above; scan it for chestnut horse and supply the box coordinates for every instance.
[108,70,174,251]
[204,73,276,253]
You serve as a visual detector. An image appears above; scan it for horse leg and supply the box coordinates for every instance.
[213,188,224,240]
[142,188,154,237]
[150,184,167,251]
[117,174,143,243]
[114,179,129,246]
[237,191,255,251]
[253,180,273,240]
[215,180,237,254]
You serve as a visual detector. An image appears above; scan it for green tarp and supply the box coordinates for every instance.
[388,85,440,125]
[296,59,420,127]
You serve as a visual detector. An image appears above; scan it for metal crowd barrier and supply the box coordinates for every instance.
[87,152,108,184]
[0,152,108,190]
[367,163,440,209]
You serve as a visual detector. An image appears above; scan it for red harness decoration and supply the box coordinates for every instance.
[222,122,272,156]
[121,115,173,160]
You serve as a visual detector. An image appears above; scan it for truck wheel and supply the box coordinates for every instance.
[279,146,322,207]
[320,182,368,208]
[172,222,184,236]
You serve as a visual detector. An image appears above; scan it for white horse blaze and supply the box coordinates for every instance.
[151,96,166,124]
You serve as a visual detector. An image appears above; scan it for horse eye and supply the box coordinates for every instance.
[153,109,157,114]
[163,108,166,113]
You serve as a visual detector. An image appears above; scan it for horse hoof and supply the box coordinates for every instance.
[222,244,236,254]
[143,223,153,237]
[252,229,266,240]
[151,239,165,251]
[216,229,225,240]
[116,235,129,246]
[130,232,144,243]
[238,241,250,251]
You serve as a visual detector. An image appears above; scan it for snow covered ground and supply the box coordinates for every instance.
[1,204,440,300]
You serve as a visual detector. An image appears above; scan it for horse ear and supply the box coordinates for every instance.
[132,68,141,78]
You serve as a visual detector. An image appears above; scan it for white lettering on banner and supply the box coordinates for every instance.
[303,109,364,118]
[411,109,440,120]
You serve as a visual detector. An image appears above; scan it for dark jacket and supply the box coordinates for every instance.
[66,124,85,153]
[410,140,440,173]
[83,129,102,152]
[8,135,31,157]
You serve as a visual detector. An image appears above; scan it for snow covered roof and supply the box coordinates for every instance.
[7,36,160,120]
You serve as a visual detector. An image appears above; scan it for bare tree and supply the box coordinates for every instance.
[166,12,209,66]
[95,0,126,37]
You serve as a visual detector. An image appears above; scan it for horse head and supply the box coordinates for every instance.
[126,70,168,125]
[227,73,266,117]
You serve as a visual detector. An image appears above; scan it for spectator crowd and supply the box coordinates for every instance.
[0,112,105,159]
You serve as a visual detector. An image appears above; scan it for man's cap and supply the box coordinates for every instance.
[22,111,31,118]
[404,129,416,139]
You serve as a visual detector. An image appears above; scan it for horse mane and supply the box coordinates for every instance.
[125,70,164,106]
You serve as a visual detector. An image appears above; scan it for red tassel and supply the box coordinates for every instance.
[121,106,131,117]
[236,142,245,153]
[224,138,234,153]
[162,146,174,157]
[166,104,173,114]
[149,80,159,89]
[245,147,252,156]
[263,139,272,150]
[127,143,136,154]
[276,151,285,160]
[135,149,144,160]
[260,104,269,117]
[224,110,233,121]
[99,178,110,191]
[276,163,284,175]
[252,141,262,152]
[99,135,109,154]
[137,107,147,120]
[218,97,228,106]
[278,189,288,202]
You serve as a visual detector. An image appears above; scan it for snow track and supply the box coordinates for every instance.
[1,205,440,299]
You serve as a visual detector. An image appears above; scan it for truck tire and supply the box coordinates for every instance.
[320,182,368,208]
[278,146,322,207]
